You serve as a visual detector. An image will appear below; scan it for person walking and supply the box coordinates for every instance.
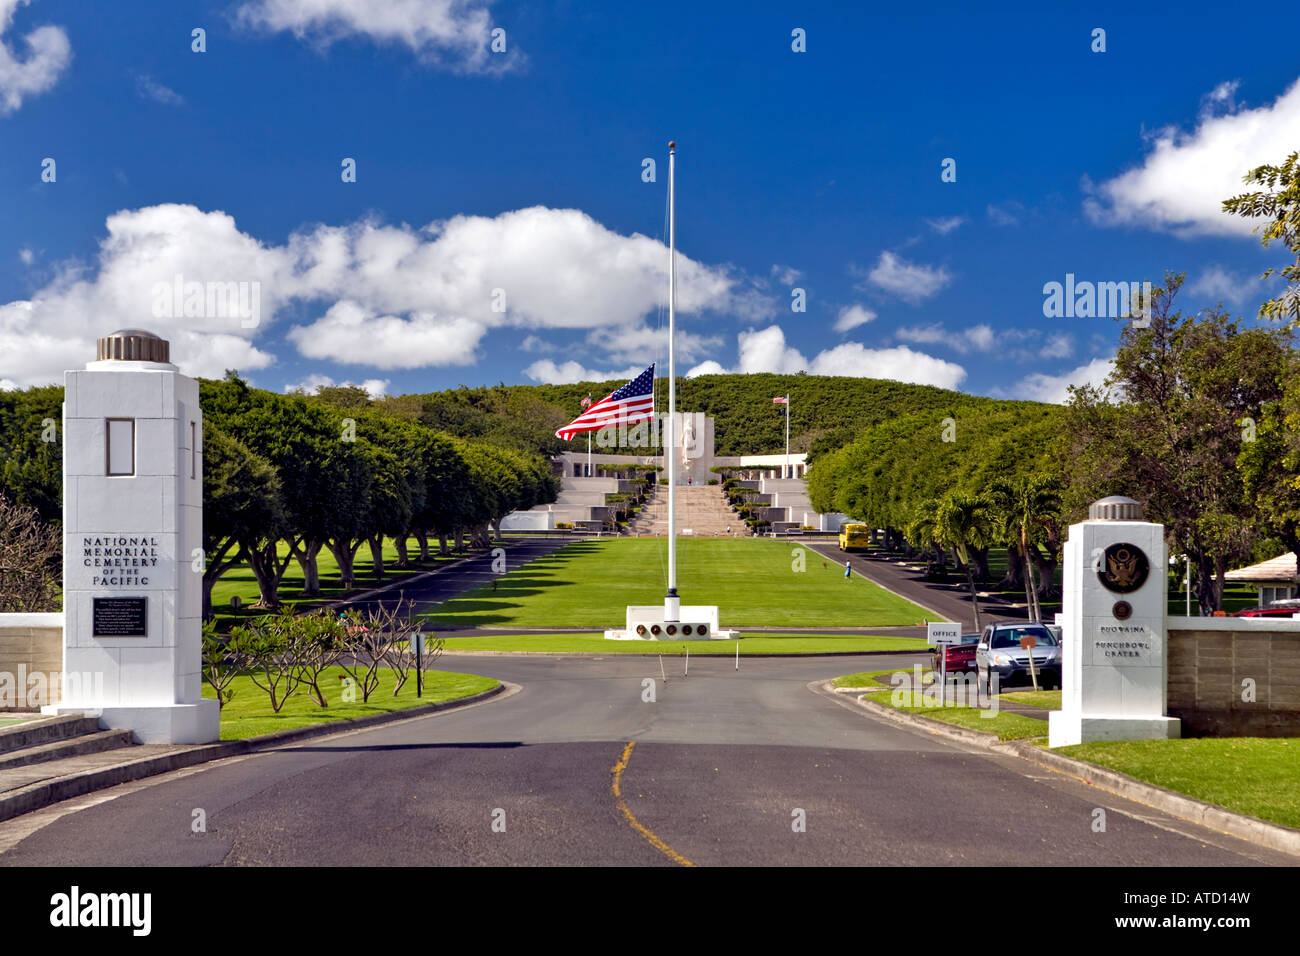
[844,560,852,580]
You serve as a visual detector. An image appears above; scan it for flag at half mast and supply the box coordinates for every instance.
[555,363,656,441]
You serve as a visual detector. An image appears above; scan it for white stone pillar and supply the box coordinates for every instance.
[43,329,219,744]
[1048,495,1180,746]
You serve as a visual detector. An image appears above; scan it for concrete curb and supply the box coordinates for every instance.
[998,738,1300,859]
[829,682,1300,859]
[0,683,504,824]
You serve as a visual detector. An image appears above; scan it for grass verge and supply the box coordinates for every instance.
[1050,738,1300,830]
[997,689,1062,709]
[204,666,498,741]
[844,667,1048,741]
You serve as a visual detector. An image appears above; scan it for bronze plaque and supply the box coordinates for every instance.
[93,597,148,637]
[1097,543,1149,595]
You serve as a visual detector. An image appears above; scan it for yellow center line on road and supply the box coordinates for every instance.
[610,741,696,867]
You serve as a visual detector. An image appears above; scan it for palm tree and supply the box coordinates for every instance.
[934,491,995,632]
[905,501,943,565]
[989,475,1063,622]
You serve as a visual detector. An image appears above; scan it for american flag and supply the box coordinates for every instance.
[555,364,655,441]
[772,396,788,405]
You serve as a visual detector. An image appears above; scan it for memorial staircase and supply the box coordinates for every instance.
[627,485,748,536]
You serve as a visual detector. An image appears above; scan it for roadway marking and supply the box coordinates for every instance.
[610,741,695,867]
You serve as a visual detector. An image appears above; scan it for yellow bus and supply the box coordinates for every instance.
[838,522,872,552]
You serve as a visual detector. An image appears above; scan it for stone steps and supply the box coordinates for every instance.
[628,486,748,536]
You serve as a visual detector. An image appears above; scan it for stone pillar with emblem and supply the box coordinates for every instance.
[42,330,219,744]
[1048,495,1181,746]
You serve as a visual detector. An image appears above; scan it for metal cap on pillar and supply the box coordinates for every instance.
[96,328,170,364]
[1088,495,1144,521]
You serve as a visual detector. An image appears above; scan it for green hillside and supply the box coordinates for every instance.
[366,373,1040,460]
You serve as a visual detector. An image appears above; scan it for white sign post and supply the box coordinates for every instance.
[927,622,960,705]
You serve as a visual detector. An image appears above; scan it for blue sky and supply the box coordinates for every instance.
[2,0,1298,403]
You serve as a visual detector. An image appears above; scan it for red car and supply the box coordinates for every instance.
[1233,599,1300,618]
[931,633,981,674]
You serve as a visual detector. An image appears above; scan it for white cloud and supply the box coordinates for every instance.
[285,373,389,398]
[770,263,803,286]
[685,360,726,378]
[1007,357,1113,404]
[737,325,808,374]
[0,203,763,387]
[896,322,997,353]
[925,216,966,235]
[288,301,485,369]
[1200,79,1241,118]
[833,304,877,333]
[586,324,721,366]
[807,343,966,388]
[1187,264,1264,306]
[1040,332,1074,360]
[522,359,643,385]
[857,252,951,304]
[134,74,184,106]
[685,325,966,389]
[235,0,521,74]
[1084,78,1300,238]
[986,202,1023,227]
[17,247,33,265]
[518,334,556,353]
[0,0,71,114]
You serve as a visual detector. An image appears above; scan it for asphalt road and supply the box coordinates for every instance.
[0,653,1289,867]
[804,540,1029,630]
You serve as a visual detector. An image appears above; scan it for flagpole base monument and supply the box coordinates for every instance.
[42,329,219,744]
[1048,496,1180,746]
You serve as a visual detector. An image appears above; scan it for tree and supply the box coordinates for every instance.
[0,384,63,524]
[1063,273,1290,612]
[989,474,1062,621]
[933,491,995,632]
[0,494,60,612]
[1223,151,1300,324]
[202,425,284,618]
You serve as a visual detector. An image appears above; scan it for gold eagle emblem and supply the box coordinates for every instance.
[1107,547,1139,588]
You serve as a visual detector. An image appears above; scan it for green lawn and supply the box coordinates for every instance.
[877,688,1050,740]
[210,536,482,627]
[831,668,910,688]
[844,666,1048,741]
[203,666,498,740]
[998,689,1062,709]
[439,632,929,655]
[420,538,937,629]
[1052,738,1300,830]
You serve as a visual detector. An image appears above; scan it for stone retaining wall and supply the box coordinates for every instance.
[0,613,64,710]
[1167,618,1300,736]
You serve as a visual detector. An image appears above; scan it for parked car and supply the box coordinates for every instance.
[976,622,1062,693]
[931,633,981,675]
[1232,598,1300,618]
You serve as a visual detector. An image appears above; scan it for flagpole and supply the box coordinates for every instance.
[665,141,679,622]
[587,431,591,478]
[784,392,790,478]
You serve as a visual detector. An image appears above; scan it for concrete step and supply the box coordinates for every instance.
[0,715,103,756]
[0,728,135,771]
